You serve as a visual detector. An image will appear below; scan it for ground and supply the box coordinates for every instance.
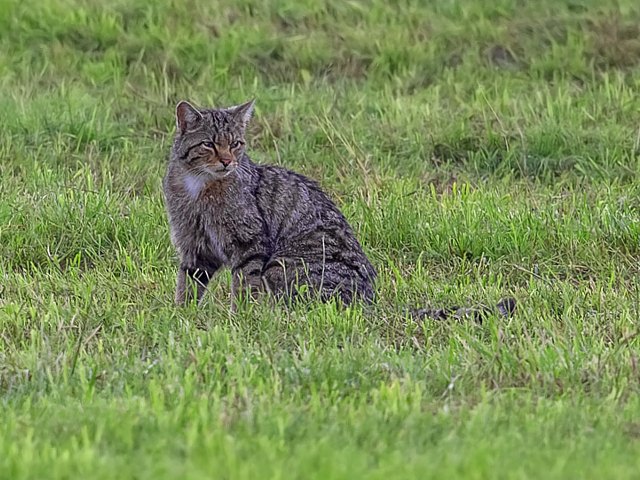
[1,0,640,478]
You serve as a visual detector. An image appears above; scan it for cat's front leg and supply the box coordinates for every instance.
[175,261,221,306]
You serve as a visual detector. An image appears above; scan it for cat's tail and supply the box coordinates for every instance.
[409,297,516,322]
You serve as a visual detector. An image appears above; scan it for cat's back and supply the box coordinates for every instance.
[254,163,376,286]
[254,163,353,235]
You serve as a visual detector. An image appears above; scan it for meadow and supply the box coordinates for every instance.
[1,0,640,477]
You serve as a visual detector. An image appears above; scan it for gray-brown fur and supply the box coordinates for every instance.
[163,100,376,309]
[163,100,515,320]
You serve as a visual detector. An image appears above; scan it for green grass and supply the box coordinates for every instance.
[2,0,640,477]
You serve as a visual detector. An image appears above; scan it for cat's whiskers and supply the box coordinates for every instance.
[235,163,253,178]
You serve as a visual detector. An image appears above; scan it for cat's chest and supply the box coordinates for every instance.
[176,174,261,259]
[182,175,207,200]
[204,221,228,263]
[174,175,234,260]
[199,208,233,263]
[175,211,229,264]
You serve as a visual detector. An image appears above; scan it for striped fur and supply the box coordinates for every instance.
[163,100,376,308]
[162,100,515,320]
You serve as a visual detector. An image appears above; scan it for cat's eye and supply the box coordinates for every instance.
[230,140,243,149]
[202,141,215,149]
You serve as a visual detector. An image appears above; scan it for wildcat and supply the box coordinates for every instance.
[162,100,515,319]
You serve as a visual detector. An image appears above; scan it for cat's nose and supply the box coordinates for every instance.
[219,157,232,167]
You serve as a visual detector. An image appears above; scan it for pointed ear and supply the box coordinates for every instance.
[175,101,202,134]
[228,99,255,129]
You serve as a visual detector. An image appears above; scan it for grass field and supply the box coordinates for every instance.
[2,0,640,478]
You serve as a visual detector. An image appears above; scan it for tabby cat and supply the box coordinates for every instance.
[162,100,515,320]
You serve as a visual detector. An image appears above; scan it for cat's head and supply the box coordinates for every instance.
[171,99,254,179]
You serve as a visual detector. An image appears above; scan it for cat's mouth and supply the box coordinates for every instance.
[216,163,237,176]
[196,163,237,179]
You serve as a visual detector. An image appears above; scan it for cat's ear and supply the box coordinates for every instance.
[228,99,255,129]
[175,101,203,134]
